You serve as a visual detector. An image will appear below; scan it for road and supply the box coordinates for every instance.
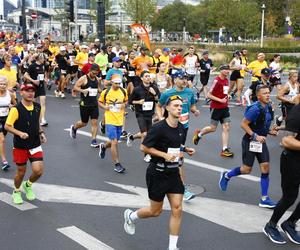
[0,76,298,250]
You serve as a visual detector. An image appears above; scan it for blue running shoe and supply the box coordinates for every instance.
[219,171,229,191]
[280,220,300,244]
[114,163,125,173]
[183,189,196,202]
[263,223,286,244]
[99,143,106,159]
[90,139,99,148]
[259,197,277,209]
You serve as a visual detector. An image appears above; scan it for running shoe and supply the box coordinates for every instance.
[129,105,135,112]
[235,100,242,106]
[126,133,133,147]
[54,90,61,97]
[183,189,196,201]
[219,171,229,191]
[230,92,236,100]
[12,191,23,205]
[144,154,151,163]
[205,98,211,104]
[40,119,48,127]
[220,148,234,157]
[196,92,200,100]
[90,139,99,148]
[99,143,106,159]
[60,93,66,98]
[69,125,77,139]
[124,209,135,235]
[192,129,202,145]
[275,115,283,127]
[2,161,10,171]
[22,181,36,201]
[114,163,126,173]
[259,197,277,209]
[120,130,128,140]
[263,222,286,244]
[100,121,105,134]
[280,220,300,244]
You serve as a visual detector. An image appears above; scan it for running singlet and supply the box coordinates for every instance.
[184,55,198,75]
[80,75,99,107]
[0,90,11,117]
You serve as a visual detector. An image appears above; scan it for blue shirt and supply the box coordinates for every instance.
[105,68,123,81]
[244,101,272,136]
[159,87,196,128]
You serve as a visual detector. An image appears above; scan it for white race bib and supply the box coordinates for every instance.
[120,68,126,75]
[128,71,135,77]
[142,101,154,111]
[223,86,229,95]
[88,88,98,97]
[61,69,67,74]
[101,70,106,75]
[29,145,43,155]
[38,74,44,81]
[109,104,122,112]
[0,107,9,117]
[249,141,263,153]
[167,148,180,163]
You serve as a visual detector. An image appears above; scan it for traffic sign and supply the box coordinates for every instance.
[31,12,37,19]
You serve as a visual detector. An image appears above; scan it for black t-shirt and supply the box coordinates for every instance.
[55,54,69,70]
[249,80,272,102]
[129,83,160,116]
[200,58,213,75]
[286,104,300,141]
[142,120,186,164]
[27,62,44,81]
[107,52,116,63]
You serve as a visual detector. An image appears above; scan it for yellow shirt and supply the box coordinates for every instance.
[0,68,18,88]
[159,55,170,73]
[75,52,88,69]
[99,88,128,126]
[49,45,59,61]
[240,56,248,77]
[6,105,34,126]
[149,57,160,74]
[247,60,268,82]
[15,45,24,55]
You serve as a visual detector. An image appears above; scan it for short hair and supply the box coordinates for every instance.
[256,84,269,95]
[0,76,8,84]
[289,70,298,79]
[140,70,150,78]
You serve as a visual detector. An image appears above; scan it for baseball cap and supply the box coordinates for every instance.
[111,74,122,83]
[261,68,271,76]
[112,57,121,62]
[90,63,100,71]
[88,52,95,57]
[20,83,36,91]
[173,70,187,79]
[202,50,209,56]
[60,46,66,51]
[154,49,162,55]
[219,64,230,71]
[81,45,89,49]
[163,47,170,52]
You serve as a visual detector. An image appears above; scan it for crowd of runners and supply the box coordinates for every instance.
[0,35,300,250]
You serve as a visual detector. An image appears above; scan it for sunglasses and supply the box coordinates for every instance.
[166,95,183,104]
[144,75,151,78]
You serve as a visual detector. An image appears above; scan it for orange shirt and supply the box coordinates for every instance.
[131,55,152,76]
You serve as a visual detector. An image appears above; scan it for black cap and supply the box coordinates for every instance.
[261,68,271,76]
[219,64,230,70]
[88,52,95,57]
[101,45,107,51]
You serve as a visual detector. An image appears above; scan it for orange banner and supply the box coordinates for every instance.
[130,23,151,51]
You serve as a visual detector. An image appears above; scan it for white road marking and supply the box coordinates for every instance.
[71,105,79,108]
[57,226,114,250]
[0,192,37,211]
[64,128,260,182]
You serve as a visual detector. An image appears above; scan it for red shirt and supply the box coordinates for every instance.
[210,76,229,109]
[81,62,93,75]
[172,55,184,67]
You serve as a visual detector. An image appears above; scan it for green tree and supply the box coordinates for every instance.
[120,0,157,25]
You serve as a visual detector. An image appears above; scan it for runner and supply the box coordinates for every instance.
[155,62,172,93]
[246,52,268,83]
[269,54,282,90]
[159,48,170,74]
[183,46,199,85]
[0,54,18,94]
[193,64,234,157]
[98,74,128,173]
[70,64,101,147]
[264,103,300,244]
[0,76,16,170]
[123,95,195,250]
[219,85,278,208]
[5,83,47,204]
[95,45,108,78]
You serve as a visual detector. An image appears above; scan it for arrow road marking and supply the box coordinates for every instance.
[57,226,114,250]
[64,128,260,182]
[0,192,37,211]
[0,178,293,233]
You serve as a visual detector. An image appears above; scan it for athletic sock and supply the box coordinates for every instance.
[26,180,33,187]
[226,167,241,179]
[129,211,139,222]
[129,134,134,141]
[168,235,178,250]
[260,173,269,197]
[222,146,228,151]
[198,131,203,137]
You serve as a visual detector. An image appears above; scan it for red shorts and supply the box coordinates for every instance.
[13,147,43,166]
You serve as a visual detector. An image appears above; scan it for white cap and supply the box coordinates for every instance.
[60,46,66,51]
[81,45,89,49]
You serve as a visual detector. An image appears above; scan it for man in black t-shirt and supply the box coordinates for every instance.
[123,95,195,250]
[264,104,300,244]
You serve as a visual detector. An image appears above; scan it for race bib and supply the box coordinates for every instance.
[88,88,98,97]
[70,61,74,66]
[109,103,122,112]
[205,63,211,69]
[0,107,9,117]
[101,70,106,75]
[157,81,167,89]
[29,145,43,155]
[167,148,180,163]
[142,101,153,111]
[223,86,229,95]
[249,141,263,153]
[128,71,135,77]
[61,69,67,74]
[38,74,44,81]
[179,112,189,125]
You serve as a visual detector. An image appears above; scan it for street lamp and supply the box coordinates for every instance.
[260,3,266,48]
[183,17,186,44]
[97,0,105,44]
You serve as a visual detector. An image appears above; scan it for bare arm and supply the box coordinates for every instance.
[277,84,292,103]
[282,135,300,151]
[156,103,164,120]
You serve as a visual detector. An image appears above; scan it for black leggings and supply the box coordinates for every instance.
[270,150,300,225]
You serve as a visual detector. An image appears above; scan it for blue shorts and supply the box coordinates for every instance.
[106,125,122,140]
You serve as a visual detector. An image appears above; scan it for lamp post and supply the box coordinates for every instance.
[22,0,26,42]
[260,3,266,48]
[183,17,186,44]
[97,0,105,44]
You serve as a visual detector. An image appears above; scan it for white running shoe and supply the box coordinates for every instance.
[124,209,135,235]
[144,154,151,163]
[126,133,133,147]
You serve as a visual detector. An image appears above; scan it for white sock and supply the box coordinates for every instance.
[129,211,139,222]
[223,146,228,151]
[198,132,202,137]
[278,116,283,122]
[168,235,178,250]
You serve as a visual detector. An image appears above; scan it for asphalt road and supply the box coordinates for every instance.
[0,76,298,250]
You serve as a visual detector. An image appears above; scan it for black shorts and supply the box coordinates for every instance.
[200,73,209,86]
[281,103,294,118]
[146,164,184,202]
[0,116,7,135]
[136,114,152,133]
[280,150,300,190]
[80,105,99,123]
[230,70,242,81]
[210,107,231,125]
[35,82,46,98]
[242,136,269,167]
[186,74,195,82]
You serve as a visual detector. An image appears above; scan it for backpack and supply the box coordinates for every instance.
[104,86,126,103]
[245,102,274,131]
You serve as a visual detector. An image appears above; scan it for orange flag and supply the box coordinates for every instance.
[130,23,151,51]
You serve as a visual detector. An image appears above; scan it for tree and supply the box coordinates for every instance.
[120,0,157,25]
